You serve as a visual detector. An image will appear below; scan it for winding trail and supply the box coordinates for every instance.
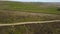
[0,20,60,26]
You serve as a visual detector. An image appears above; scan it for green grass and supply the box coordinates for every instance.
[0,1,60,14]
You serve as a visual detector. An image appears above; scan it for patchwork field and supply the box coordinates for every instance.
[0,1,60,14]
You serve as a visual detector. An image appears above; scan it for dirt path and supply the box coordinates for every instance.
[0,20,60,26]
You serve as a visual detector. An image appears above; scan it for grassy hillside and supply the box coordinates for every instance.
[0,1,60,34]
[0,1,60,14]
[0,1,60,23]
[0,22,60,34]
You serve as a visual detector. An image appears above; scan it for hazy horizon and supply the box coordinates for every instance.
[0,0,60,2]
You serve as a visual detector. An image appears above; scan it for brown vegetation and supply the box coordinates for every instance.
[0,22,60,34]
[0,10,60,23]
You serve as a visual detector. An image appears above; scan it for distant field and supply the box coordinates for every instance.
[0,1,60,14]
[0,1,60,23]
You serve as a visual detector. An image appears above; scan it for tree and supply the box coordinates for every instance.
[57,7,60,11]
